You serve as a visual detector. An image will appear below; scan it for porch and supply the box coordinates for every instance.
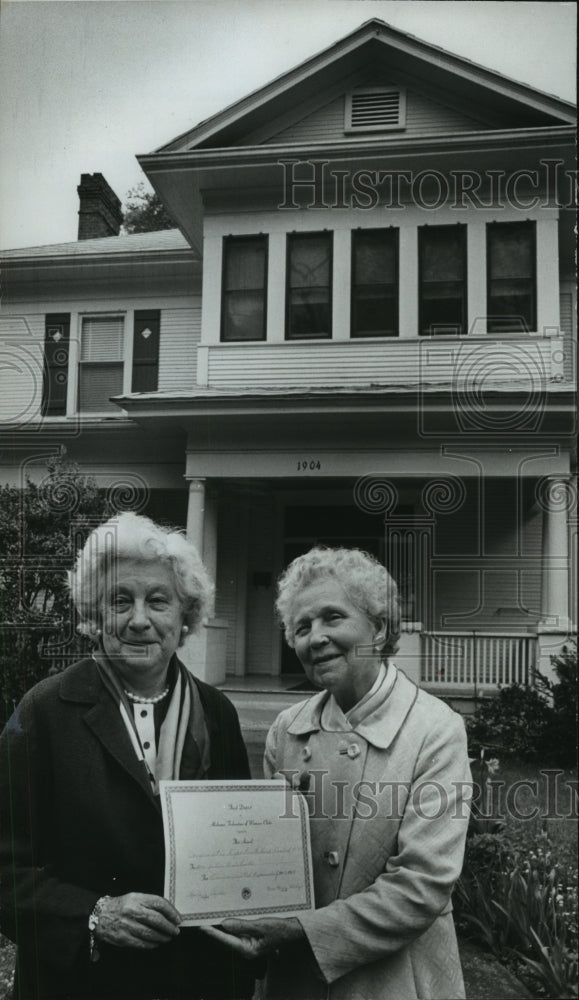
[217,628,571,773]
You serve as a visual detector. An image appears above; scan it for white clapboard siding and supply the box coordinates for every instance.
[0,314,45,423]
[206,338,554,389]
[157,305,201,391]
[264,87,486,145]
[430,479,543,631]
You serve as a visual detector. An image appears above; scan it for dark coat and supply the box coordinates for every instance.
[0,657,257,1000]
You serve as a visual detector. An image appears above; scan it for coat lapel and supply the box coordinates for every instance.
[60,658,158,806]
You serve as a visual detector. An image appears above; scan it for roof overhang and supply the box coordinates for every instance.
[139,126,576,252]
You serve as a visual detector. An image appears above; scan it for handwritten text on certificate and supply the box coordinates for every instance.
[160,780,315,925]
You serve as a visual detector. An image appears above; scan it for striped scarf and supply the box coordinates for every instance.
[94,653,210,793]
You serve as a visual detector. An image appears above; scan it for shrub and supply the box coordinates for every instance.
[467,684,553,761]
[0,456,108,718]
[455,832,579,998]
[467,644,578,767]
[536,643,578,768]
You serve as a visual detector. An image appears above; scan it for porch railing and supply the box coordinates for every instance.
[421,632,536,689]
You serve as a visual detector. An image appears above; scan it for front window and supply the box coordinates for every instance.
[419,225,467,336]
[79,315,124,412]
[221,236,267,342]
[286,232,332,339]
[351,229,398,337]
[487,222,536,333]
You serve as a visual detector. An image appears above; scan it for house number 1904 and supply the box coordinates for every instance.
[297,460,322,471]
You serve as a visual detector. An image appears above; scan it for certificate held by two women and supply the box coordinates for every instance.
[160,780,315,925]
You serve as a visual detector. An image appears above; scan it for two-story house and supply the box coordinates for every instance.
[1,19,576,711]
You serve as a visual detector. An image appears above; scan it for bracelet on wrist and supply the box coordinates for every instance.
[88,895,112,963]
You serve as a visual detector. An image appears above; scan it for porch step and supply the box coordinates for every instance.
[220,688,308,738]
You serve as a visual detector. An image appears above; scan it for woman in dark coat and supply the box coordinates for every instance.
[0,512,257,1000]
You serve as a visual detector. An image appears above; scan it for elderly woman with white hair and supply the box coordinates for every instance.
[0,512,257,1000]
[210,546,471,1000]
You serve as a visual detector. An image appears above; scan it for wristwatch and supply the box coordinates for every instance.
[88,895,111,962]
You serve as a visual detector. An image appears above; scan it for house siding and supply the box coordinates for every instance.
[431,480,543,630]
[0,313,45,423]
[158,305,201,391]
[264,88,487,146]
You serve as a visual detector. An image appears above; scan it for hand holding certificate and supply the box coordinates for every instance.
[160,779,314,926]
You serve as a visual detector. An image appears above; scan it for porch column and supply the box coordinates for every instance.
[184,477,227,685]
[537,475,573,683]
[186,478,206,552]
[539,476,571,629]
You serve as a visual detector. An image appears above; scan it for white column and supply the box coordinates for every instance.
[332,228,351,341]
[186,478,206,553]
[540,476,571,629]
[202,488,218,616]
[267,231,286,343]
[399,226,418,338]
[466,223,486,336]
[536,217,560,335]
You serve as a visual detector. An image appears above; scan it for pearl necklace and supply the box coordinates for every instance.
[124,686,170,705]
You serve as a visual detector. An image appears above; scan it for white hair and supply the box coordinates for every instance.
[276,546,400,655]
[68,512,214,637]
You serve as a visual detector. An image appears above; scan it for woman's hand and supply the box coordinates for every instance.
[200,916,305,960]
[95,893,182,950]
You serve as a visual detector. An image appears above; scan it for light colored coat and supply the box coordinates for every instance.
[263,667,471,1000]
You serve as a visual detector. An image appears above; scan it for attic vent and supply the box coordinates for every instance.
[345,88,406,132]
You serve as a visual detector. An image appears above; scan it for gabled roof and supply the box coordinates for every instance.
[158,18,575,153]
[0,228,194,262]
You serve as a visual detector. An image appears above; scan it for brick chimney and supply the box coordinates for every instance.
[77,173,123,240]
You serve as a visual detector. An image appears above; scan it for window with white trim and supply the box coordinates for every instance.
[345,88,406,132]
[419,225,467,336]
[487,222,536,333]
[79,315,124,412]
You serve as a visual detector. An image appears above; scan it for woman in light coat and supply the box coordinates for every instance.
[210,546,471,1000]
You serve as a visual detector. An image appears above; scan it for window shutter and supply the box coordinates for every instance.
[132,310,160,392]
[42,314,70,415]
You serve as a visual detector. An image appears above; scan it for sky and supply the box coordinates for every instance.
[0,0,576,250]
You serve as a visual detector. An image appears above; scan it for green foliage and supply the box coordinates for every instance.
[122,182,175,234]
[0,456,108,717]
[467,684,553,761]
[535,644,578,768]
[455,831,578,998]
[467,645,578,767]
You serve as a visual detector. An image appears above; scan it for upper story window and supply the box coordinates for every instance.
[345,87,406,133]
[351,229,398,337]
[487,222,536,333]
[221,235,267,342]
[79,314,124,412]
[132,310,160,392]
[286,232,332,340]
[419,225,467,336]
[41,313,70,416]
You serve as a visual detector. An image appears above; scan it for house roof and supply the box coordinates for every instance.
[157,17,575,153]
[0,228,194,262]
